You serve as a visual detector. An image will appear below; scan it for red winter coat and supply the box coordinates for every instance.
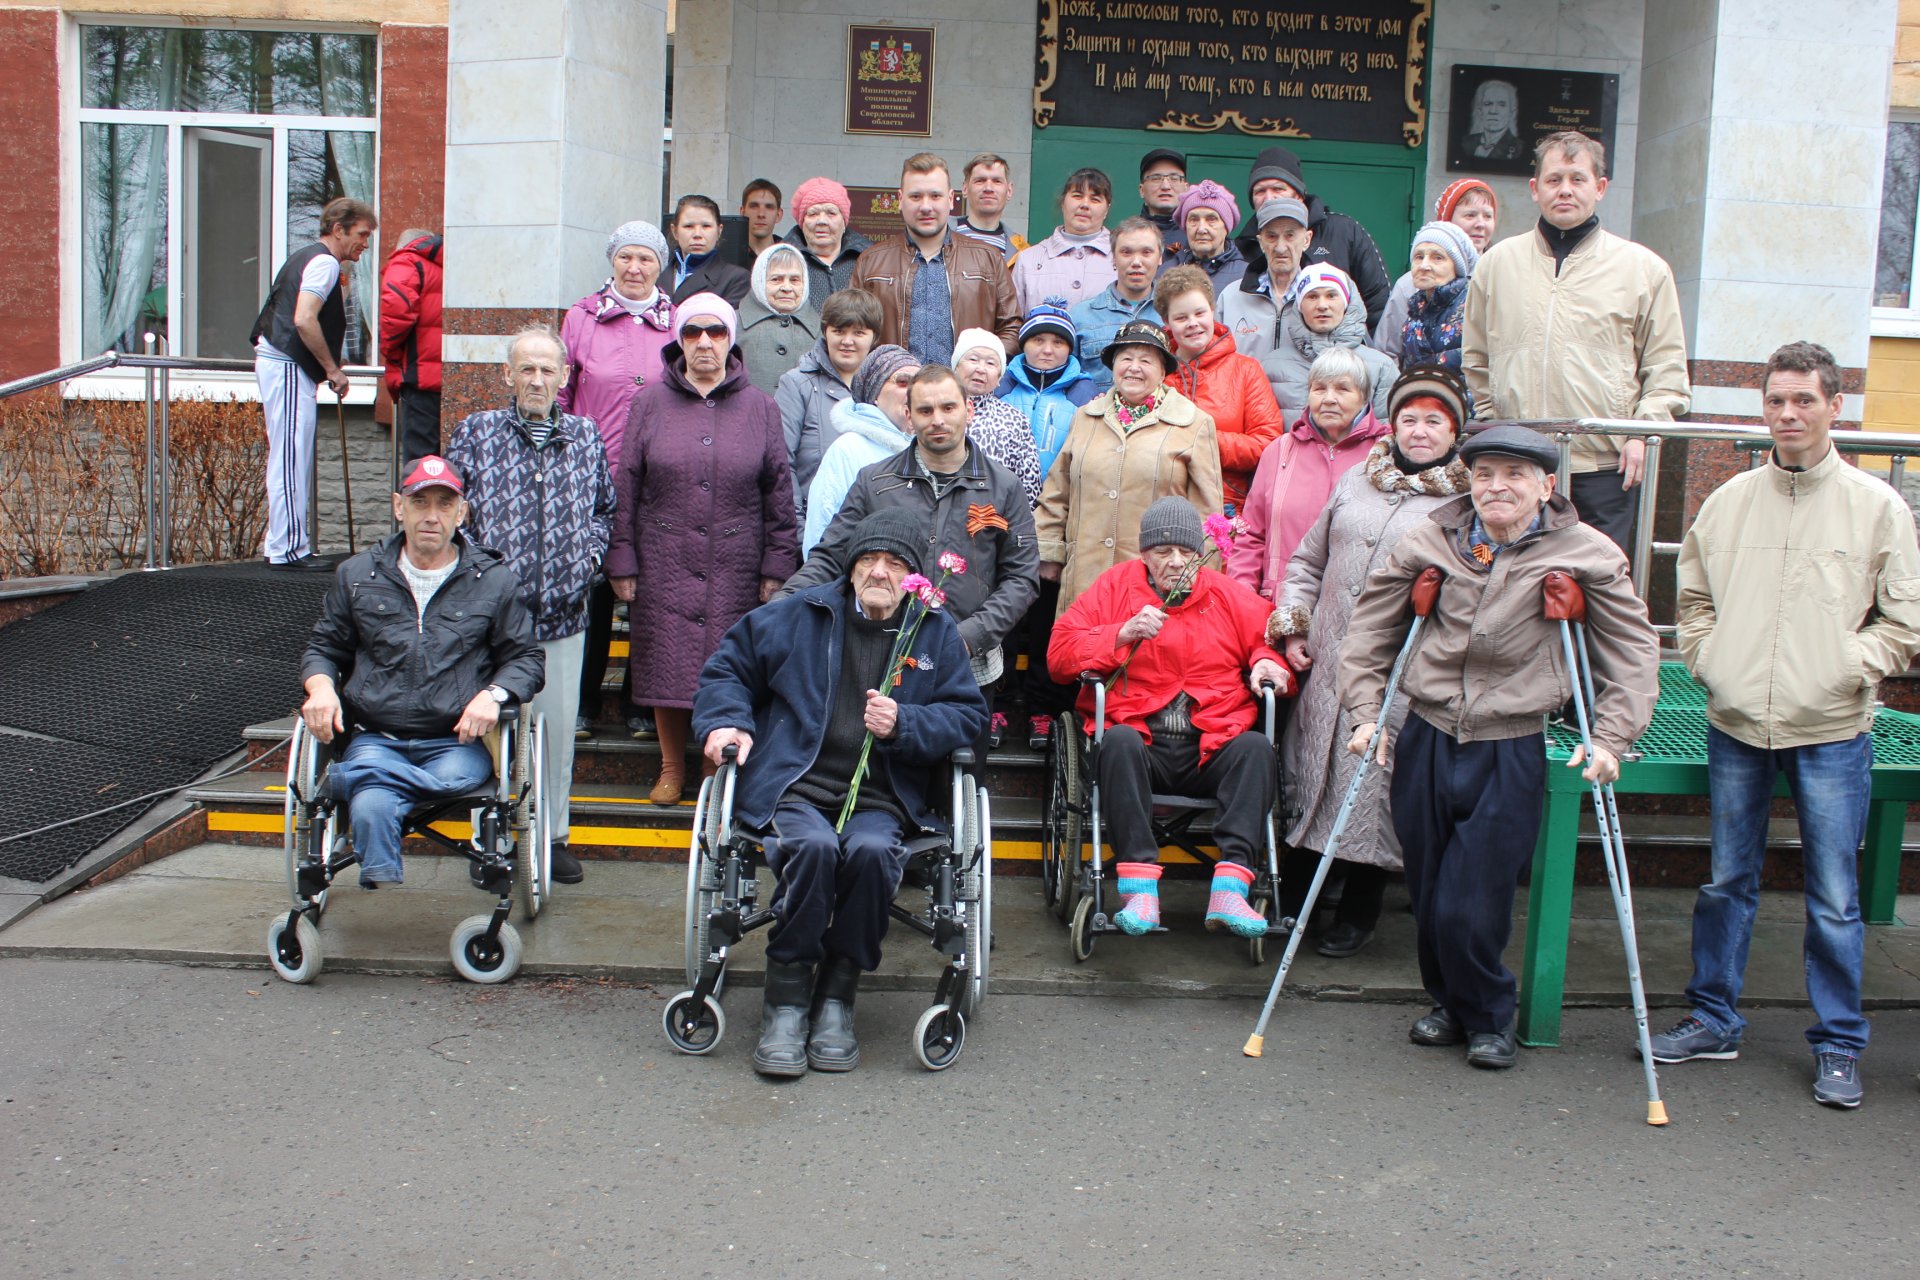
[1049,560,1291,765]
[1167,322,1284,511]
[380,234,442,394]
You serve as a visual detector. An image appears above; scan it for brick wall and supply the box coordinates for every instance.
[377,24,448,245]
[0,9,61,384]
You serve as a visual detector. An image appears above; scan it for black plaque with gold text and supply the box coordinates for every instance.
[1033,0,1431,145]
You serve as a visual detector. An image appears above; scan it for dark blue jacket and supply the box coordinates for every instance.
[692,581,988,834]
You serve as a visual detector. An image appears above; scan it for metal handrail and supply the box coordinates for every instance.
[1,343,383,571]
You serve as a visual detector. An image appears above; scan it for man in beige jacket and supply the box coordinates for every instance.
[1461,131,1689,566]
[1661,341,1920,1109]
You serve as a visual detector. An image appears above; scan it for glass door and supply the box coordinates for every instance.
[183,127,272,359]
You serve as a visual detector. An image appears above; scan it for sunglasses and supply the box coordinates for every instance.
[680,323,729,342]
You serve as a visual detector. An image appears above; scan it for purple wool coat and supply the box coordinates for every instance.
[606,350,800,708]
[555,284,676,463]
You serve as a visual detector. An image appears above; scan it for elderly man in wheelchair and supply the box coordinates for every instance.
[687,509,988,1076]
[1048,496,1295,950]
[271,455,546,984]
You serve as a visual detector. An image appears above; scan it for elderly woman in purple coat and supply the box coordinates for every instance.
[608,292,800,804]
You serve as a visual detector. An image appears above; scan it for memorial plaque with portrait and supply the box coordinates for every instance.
[1446,64,1618,177]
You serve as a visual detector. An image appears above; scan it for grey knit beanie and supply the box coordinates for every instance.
[1410,220,1479,279]
[847,508,927,576]
[606,219,670,266]
[1138,497,1206,554]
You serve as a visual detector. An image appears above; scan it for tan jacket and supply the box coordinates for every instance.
[849,231,1022,356]
[1339,493,1658,755]
[1034,387,1223,615]
[1676,445,1920,749]
[1461,226,1690,471]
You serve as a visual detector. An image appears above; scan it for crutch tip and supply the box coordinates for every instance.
[1242,1035,1264,1058]
[1646,1101,1669,1126]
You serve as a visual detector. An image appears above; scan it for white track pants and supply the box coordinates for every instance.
[256,353,316,562]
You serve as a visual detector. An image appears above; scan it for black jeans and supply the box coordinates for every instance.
[1094,726,1275,867]
[1390,715,1545,1034]
[1568,469,1639,568]
[395,388,443,469]
[1280,846,1389,931]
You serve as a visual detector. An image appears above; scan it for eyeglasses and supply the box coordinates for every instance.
[679,324,729,342]
[1142,172,1186,185]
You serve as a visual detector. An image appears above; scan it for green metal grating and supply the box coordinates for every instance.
[1547,661,1920,764]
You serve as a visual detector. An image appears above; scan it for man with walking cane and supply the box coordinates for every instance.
[1661,341,1920,1109]
[1336,425,1658,1069]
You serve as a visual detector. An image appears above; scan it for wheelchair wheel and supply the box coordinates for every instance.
[266,913,322,984]
[684,777,729,993]
[911,1003,966,1071]
[958,785,992,1016]
[282,721,333,918]
[450,915,523,984]
[513,715,552,922]
[662,990,726,1055]
[1069,893,1097,962]
[1247,892,1270,966]
[1044,718,1083,922]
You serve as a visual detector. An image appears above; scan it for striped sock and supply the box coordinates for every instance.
[1112,861,1162,936]
[1205,862,1268,938]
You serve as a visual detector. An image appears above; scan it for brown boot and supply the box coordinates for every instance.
[649,707,689,804]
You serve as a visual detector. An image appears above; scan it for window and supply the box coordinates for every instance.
[1874,118,1920,337]
[77,25,378,363]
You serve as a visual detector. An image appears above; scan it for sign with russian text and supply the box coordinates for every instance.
[847,24,936,137]
[1033,0,1432,146]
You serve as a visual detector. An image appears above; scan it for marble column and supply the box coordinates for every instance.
[440,0,670,431]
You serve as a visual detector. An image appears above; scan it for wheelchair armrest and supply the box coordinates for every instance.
[496,704,521,724]
[1077,671,1107,689]
[952,747,975,767]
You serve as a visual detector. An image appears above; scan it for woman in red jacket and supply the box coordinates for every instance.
[1155,265,1284,513]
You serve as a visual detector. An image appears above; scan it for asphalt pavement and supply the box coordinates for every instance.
[3,957,1916,1279]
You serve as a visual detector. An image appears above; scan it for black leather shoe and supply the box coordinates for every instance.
[752,961,814,1078]
[1316,922,1374,958]
[1466,1019,1519,1069]
[1409,1005,1464,1046]
[806,954,862,1072]
[549,842,583,885]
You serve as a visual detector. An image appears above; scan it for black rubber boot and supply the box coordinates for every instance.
[806,954,862,1072]
[752,961,815,1078]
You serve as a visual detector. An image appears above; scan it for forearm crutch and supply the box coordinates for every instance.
[1245,565,1443,1058]
[1542,570,1668,1127]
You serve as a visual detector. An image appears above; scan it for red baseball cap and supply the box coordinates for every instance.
[399,455,464,496]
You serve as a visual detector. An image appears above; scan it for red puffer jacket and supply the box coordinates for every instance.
[1167,322,1284,511]
[381,234,443,394]
[1048,559,1292,765]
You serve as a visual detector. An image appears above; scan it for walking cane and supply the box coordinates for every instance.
[336,398,357,551]
[1245,565,1444,1058]
[1542,570,1668,1127]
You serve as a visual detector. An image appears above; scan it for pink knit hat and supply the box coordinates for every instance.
[1173,180,1242,236]
[675,292,738,348]
[792,176,853,223]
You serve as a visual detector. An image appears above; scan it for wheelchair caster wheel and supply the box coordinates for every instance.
[267,914,322,983]
[1248,895,1270,966]
[662,990,726,1055]
[450,916,523,984]
[911,1003,966,1071]
[1069,894,1096,962]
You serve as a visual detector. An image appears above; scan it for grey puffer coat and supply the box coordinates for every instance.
[1259,295,1397,424]
[605,350,799,708]
[1268,440,1468,864]
[774,339,853,525]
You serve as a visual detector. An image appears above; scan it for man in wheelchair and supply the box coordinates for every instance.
[300,455,545,888]
[694,509,987,1076]
[1049,497,1294,937]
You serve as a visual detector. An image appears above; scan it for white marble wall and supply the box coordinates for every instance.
[442,0,670,355]
[1426,0,1645,240]
[673,0,1036,233]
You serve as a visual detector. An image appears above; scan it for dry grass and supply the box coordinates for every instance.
[0,393,266,576]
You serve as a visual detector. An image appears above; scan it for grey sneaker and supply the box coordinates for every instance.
[1812,1051,1862,1109]
[1644,1013,1740,1063]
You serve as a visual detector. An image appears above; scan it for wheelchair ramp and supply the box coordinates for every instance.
[0,563,332,884]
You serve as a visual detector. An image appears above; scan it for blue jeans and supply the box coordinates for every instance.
[1686,727,1872,1055]
[328,734,493,886]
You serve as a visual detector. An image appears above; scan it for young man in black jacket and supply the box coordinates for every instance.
[300,456,545,888]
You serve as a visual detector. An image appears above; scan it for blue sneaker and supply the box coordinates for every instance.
[1643,1013,1740,1063]
[1812,1051,1863,1109]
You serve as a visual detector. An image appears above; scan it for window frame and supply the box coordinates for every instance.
[61,15,381,403]
[1873,110,1920,340]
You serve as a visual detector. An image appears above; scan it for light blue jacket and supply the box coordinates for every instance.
[995,355,1099,482]
[1068,285,1158,393]
[802,398,913,553]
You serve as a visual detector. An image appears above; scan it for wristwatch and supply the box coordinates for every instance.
[486,685,509,705]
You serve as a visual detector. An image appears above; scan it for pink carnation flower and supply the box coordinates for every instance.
[900,573,932,594]
[937,551,968,574]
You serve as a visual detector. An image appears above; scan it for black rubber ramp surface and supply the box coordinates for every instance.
[0,562,334,881]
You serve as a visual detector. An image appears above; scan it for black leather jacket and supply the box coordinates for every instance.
[301,532,545,738]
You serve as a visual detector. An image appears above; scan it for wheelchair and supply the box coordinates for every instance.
[663,745,992,1071]
[1039,675,1284,963]
[267,707,552,985]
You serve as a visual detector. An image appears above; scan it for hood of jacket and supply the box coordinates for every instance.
[578,281,674,330]
[829,396,913,451]
[748,243,811,314]
[1283,291,1371,361]
[783,223,873,267]
[391,234,442,268]
[661,347,753,398]
[1001,352,1095,395]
